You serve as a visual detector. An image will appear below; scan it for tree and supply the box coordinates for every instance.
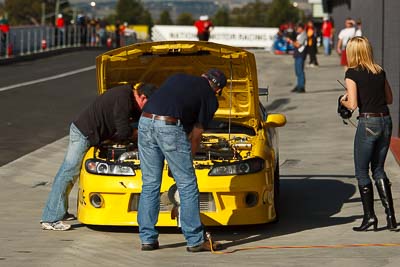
[117,0,144,25]
[142,10,153,25]
[231,0,269,27]
[157,10,173,25]
[212,7,230,26]
[266,0,300,27]
[4,0,71,26]
[176,13,194,26]
[5,0,42,25]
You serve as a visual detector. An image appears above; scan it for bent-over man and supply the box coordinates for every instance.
[41,83,157,231]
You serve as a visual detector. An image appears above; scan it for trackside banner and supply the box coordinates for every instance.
[151,25,278,50]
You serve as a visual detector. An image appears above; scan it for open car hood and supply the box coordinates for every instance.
[96,41,260,125]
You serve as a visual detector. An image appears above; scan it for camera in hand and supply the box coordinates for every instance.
[337,95,352,119]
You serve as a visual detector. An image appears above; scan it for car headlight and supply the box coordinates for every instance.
[85,159,136,176]
[208,158,264,176]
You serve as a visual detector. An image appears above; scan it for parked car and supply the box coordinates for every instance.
[77,41,286,226]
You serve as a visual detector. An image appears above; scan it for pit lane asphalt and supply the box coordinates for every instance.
[0,49,103,166]
[0,50,399,267]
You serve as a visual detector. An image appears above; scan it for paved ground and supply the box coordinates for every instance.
[0,50,399,267]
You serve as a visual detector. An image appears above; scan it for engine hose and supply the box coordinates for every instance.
[206,233,400,254]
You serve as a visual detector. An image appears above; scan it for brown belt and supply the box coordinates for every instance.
[358,112,389,118]
[141,112,180,125]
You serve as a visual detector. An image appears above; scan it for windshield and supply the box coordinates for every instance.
[205,120,255,136]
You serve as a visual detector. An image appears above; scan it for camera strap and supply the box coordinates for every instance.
[341,117,357,128]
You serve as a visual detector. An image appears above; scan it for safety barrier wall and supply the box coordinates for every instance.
[151,25,278,50]
[0,25,131,59]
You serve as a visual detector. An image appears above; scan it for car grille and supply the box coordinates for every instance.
[129,193,216,212]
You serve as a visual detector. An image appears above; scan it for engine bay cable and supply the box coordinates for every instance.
[228,57,233,141]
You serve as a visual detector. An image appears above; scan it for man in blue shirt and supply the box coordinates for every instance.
[138,69,226,252]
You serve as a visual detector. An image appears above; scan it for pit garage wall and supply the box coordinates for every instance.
[327,0,400,138]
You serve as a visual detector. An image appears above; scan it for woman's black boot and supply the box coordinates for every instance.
[353,183,378,231]
[375,179,397,231]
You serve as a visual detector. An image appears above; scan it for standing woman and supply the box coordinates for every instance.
[340,36,397,231]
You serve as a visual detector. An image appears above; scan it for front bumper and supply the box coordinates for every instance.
[77,167,276,226]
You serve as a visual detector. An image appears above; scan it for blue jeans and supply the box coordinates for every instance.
[41,123,90,222]
[354,116,392,186]
[294,56,305,89]
[323,37,331,55]
[138,116,204,247]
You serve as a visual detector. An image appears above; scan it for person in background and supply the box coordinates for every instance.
[286,22,307,93]
[321,16,334,56]
[115,20,121,48]
[306,20,319,67]
[0,14,10,56]
[77,14,87,46]
[40,83,157,231]
[194,15,213,41]
[340,36,396,232]
[55,14,65,46]
[336,18,356,70]
[355,19,362,36]
[137,69,226,252]
[98,18,107,47]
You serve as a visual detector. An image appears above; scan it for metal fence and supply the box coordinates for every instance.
[0,25,136,59]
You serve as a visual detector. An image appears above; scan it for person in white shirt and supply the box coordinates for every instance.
[336,18,356,70]
[355,19,362,36]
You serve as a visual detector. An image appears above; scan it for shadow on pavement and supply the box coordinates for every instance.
[265,98,290,111]
[74,175,359,250]
[213,175,358,249]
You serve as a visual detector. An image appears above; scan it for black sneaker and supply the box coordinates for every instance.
[63,212,77,221]
[141,241,159,251]
[291,87,299,92]
[296,87,306,93]
[186,240,222,252]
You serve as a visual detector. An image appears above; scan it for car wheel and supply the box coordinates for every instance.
[272,158,280,223]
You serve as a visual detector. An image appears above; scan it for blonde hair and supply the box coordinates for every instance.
[346,36,382,74]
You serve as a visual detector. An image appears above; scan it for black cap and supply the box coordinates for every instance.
[137,83,157,98]
[297,22,305,29]
[205,68,227,89]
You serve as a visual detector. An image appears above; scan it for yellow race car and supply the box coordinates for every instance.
[77,41,286,226]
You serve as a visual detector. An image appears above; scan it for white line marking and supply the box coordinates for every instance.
[0,65,96,92]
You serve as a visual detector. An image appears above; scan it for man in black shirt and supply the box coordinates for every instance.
[137,69,226,252]
[41,83,157,231]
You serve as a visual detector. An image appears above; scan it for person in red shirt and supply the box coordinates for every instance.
[321,16,334,55]
[0,15,9,56]
[56,14,65,46]
[194,15,213,41]
[56,14,65,29]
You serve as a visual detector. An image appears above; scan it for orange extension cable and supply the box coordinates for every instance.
[206,232,400,255]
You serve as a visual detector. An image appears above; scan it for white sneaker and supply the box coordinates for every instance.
[41,221,71,231]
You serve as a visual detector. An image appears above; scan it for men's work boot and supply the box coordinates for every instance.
[296,87,306,93]
[186,240,222,253]
[141,241,159,251]
[375,179,398,231]
[353,183,378,232]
